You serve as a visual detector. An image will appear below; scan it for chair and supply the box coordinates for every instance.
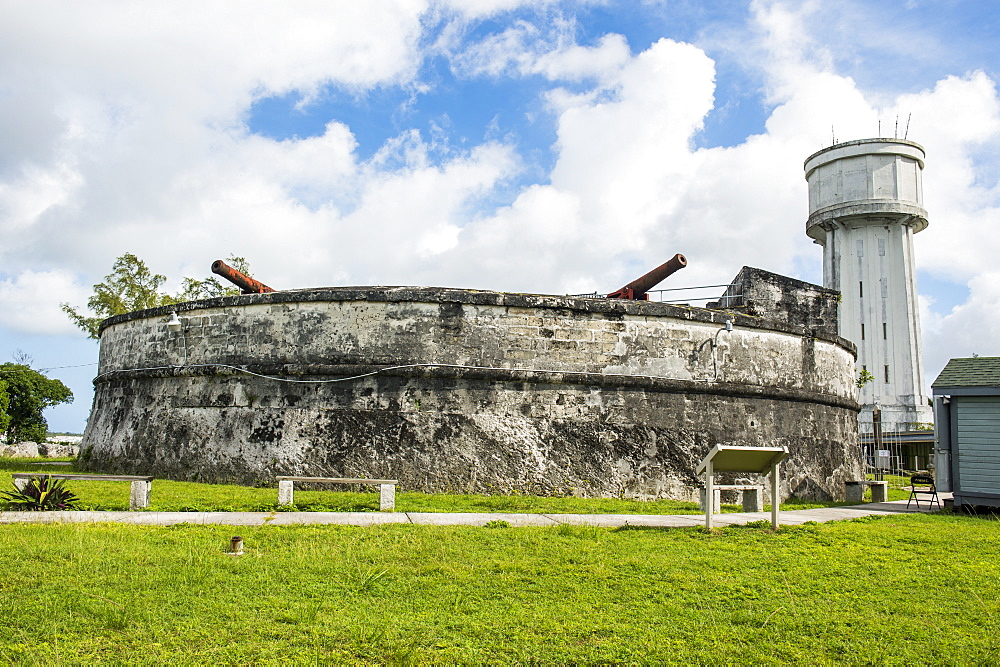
[907,473,941,510]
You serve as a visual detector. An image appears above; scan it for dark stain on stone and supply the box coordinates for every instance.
[439,302,464,332]
[249,417,285,444]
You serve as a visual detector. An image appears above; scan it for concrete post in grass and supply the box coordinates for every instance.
[742,487,763,512]
[129,480,151,510]
[379,484,395,511]
[869,481,888,503]
[845,481,865,503]
[278,480,294,505]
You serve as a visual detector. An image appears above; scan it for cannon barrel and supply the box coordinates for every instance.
[211,259,275,294]
[607,253,687,300]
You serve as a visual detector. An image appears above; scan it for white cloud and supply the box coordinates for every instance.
[918,293,942,338]
[0,0,527,294]
[534,34,632,82]
[887,72,1000,282]
[0,271,89,335]
[923,272,1000,383]
[452,19,631,84]
[0,0,436,276]
[449,20,545,78]
[0,162,83,240]
[438,0,565,19]
[436,37,719,294]
[1,0,428,96]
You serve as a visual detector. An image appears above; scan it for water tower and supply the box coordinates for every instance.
[804,138,933,432]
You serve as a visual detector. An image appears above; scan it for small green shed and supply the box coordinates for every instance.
[932,357,1000,508]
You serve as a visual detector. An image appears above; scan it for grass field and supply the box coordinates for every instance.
[0,458,903,514]
[1,513,997,663]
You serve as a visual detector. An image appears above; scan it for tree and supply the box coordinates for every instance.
[0,363,73,444]
[61,254,253,338]
[61,253,177,338]
[1,350,28,434]
[0,379,10,436]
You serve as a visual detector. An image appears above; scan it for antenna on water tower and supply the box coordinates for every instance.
[831,126,836,145]
[895,115,899,138]
[904,113,911,140]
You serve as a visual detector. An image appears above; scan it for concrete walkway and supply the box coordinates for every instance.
[0,498,946,528]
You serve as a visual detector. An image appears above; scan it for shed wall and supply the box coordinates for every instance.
[954,396,1000,505]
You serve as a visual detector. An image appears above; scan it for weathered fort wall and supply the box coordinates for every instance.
[712,266,841,335]
[82,287,862,500]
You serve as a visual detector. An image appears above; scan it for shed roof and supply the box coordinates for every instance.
[932,357,1000,390]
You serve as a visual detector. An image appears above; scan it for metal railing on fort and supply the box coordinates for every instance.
[570,283,743,308]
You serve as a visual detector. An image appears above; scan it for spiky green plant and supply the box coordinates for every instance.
[0,475,79,510]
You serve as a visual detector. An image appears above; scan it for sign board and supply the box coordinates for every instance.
[875,450,892,469]
[696,445,789,474]
[696,445,788,530]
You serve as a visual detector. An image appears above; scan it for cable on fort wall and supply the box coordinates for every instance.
[93,361,720,386]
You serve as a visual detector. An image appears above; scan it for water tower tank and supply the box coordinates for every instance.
[805,138,927,243]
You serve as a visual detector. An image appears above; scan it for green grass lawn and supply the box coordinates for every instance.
[0,458,889,514]
[0,513,997,663]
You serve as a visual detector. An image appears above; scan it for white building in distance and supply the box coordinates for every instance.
[804,138,933,432]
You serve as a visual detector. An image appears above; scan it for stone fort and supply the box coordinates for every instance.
[81,268,862,502]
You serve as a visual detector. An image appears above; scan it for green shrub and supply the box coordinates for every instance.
[0,475,79,510]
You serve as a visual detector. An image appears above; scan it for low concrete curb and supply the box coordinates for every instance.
[0,499,943,528]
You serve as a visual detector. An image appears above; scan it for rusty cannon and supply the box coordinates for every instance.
[211,259,276,294]
[607,253,687,300]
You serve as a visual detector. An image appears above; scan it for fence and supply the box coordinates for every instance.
[860,414,935,479]
[571,283,742,307]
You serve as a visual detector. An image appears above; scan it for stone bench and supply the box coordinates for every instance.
[846,480,888,503]
[277,477,397,511]
[700,484,764,513]
[12,473,152,510]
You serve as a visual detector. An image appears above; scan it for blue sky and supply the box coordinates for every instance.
[246,3,766,160]
[1,0,999,433]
